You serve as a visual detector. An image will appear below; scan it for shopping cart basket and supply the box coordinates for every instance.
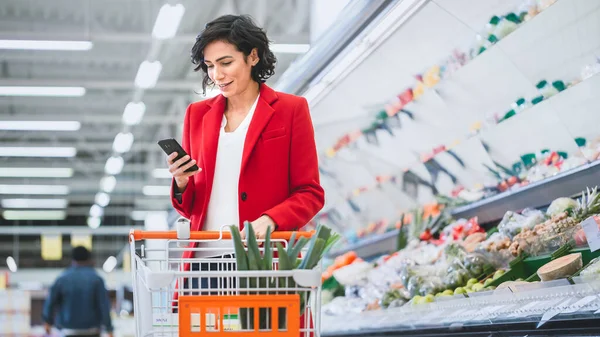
[129,226,321,337]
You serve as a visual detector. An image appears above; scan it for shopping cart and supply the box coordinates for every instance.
[129,225,321,337]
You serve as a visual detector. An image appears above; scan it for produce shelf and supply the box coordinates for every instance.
[450,160,600,224]
[322,317,600,337]
[322,276,600,337]
[328,160,600,259]
[326,228,399,260]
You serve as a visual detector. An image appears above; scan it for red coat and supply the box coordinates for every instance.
[171,83,325,266]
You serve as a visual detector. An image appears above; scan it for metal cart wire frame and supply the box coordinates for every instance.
[129,226,321,337]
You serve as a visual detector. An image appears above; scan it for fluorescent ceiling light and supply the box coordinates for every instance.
[1,198,68,209]
[0,167,73,178]
[122,102,146,125]
[0,184,69,195]
[105,156,124,175]
[270,44,310,54]
[87,216,101,229]
[152,168,172,179]
[152,4,185,39]
[0,146,76,157]
[142,185,170,196]
[0,86,86,97]
[90,204,104,218]
[3,210,67,220]
[0,121,81,131]
[100,176,117,193]
[135,61,162,89]
[95,192,110,207]
[6,256,17,273]
[113,132,134,153]
[0,39,93,51]
[103,256,118,273]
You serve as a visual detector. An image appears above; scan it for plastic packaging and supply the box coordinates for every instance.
[580,257,600,277]
[498,208,546,239]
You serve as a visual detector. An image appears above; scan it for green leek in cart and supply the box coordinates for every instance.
[229,222,340,330]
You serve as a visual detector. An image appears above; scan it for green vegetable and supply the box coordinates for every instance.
[230,225,249,271]
[229,222,340,328]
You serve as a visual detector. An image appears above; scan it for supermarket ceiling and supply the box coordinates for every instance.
[0,0,311,228]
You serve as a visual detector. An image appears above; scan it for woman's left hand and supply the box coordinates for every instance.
[241,215,276,240]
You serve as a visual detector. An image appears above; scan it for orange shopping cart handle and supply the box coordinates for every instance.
[130,229,314,241]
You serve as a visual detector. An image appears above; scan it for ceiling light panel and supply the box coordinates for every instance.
[3,210,67,220]
[152,4,186,39]
[0,167,73,178]
[0,121,81,131]
[105,156,124,175]
[0,147,77,157]
[95,192,110,207]
[100,176,117,193]
[113,132,134,153]
[0,184,70,195]
[1,198,68,209]
[87,216,101,229]
[135,61,162,89]
[0,39,93,51]
[0,86,86,97]
[122,102,146,125]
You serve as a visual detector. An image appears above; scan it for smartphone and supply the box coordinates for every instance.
[158,138,199,173]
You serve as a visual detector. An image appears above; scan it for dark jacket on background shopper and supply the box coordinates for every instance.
[42,246,113,337]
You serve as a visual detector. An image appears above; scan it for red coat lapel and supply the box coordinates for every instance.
[241,84,278,173]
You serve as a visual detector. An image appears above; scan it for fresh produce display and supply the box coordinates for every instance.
[322,251,361,282]
[497,208,545,239]
[537,253,583,281]
[321,184,600,320]
[510,186,600,256]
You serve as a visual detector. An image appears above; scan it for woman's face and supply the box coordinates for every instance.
[203,40,259,98]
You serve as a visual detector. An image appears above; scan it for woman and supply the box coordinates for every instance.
[166,14,324,331]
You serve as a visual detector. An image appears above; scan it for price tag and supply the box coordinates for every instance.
[537,298,575,328]
[581,216,600,252]
[561,295,599,314]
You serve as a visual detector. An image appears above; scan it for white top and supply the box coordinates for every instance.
[198,94,260,256]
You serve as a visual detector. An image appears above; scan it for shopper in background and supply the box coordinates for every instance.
[167,14,324,265]
[42,246,113,337]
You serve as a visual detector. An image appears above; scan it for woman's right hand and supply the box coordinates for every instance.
[167,153,201,192]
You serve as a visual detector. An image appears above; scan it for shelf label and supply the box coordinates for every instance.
[561,295,599,314]
[508,301,542,318]
[581,216,600,252]
[537,298,575,328]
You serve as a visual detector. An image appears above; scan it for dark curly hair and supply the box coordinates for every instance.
[191,15,277,94]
